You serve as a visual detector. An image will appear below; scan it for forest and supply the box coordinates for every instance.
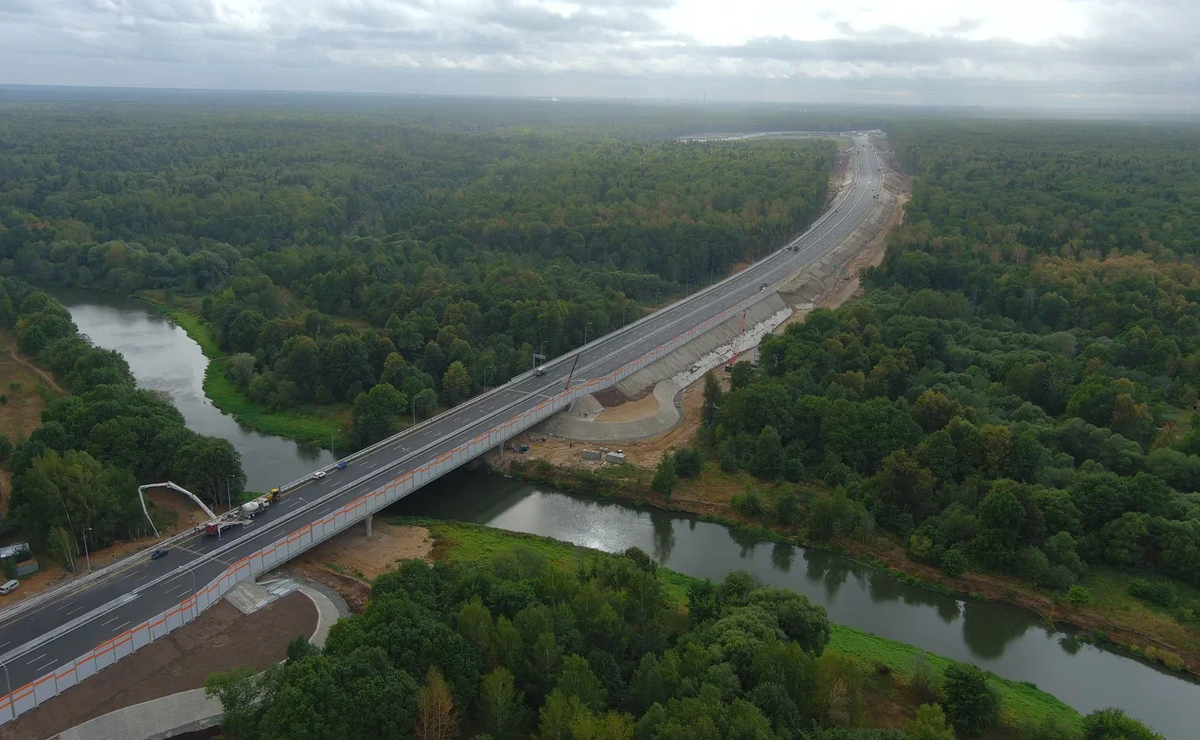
[686,120,1200,608]
[0,277,246,563]
[0,102,835,441]
[206,538,1157,740]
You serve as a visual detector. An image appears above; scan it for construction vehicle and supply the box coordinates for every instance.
[205,512,252,536]
[204,493,271,536]
[267,488,281,503]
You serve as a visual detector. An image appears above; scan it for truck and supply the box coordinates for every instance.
[205,512,253,536]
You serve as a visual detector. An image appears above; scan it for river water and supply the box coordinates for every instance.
[396,471,1197,739]
[51,288,336,492]
[54,289,1196,738]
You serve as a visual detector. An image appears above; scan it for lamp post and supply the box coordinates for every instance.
[226,475,234,513]
[0,659,11,710]
[83,527,93,573]
[584,322,592,346]
[412,394,417,428]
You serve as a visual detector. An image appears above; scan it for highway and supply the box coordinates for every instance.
[0,135,883,703]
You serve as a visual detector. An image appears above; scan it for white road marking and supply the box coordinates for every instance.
[100,616,119,627]
[66,605,85,616]
[0,641,9,651]
[34,659,58,673]
[112,621,130,633]
[24,652,46,666]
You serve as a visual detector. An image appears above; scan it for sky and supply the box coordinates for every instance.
[2,0,1198,110]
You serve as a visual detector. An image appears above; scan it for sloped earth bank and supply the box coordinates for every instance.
[0,593,316,740]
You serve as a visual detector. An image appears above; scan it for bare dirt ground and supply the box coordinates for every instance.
[594,391,662,423]
[0,592,316,740]
[281,522,431,613]
[0,329,57,516]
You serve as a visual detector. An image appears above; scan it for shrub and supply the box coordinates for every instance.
[1067,586,1092,607]
[672,447,703,479]
[942,662,999,736]
[733,489,766,518]
[1144,646,1184,671]
[940,548,968,578]
[907,652,944,703]
[1127,579,1178,608]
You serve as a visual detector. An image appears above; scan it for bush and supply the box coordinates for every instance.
[672,447,703,479]
[733,489,766,518]
[1127,578,1178,608]
[1144,646,1184,671]
[940,548,968,578]
[1082,708,1164,740]
[907,652,944,703]
[652,455,678,498]
[942,662,999,736]
[0,434,12,462]
[1015,547,1051,587]
[1067,585,1092,607]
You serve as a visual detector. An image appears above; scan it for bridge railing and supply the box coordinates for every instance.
[0,264,779,727]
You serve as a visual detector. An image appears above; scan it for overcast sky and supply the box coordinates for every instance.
[2,0,1198,110]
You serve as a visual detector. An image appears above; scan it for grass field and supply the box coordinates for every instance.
[1083,565,1200,661]
[405,516,1083,734]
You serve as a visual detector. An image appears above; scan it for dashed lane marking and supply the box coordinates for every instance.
[100,616,119,628]
[111,621,129,633]
[24,652,46,666]
[34,658,57,673]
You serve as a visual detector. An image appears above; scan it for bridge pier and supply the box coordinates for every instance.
[364,514,373,538]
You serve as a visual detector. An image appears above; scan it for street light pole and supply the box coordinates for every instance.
[584,323,592,346]
[226,476,232,513]
[412,395,417,428]
[83,527,92,573]
[1,659,11,710]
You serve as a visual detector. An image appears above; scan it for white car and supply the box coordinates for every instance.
[310,471,327,481]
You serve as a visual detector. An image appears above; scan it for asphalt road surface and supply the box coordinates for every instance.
[0,135,882,696]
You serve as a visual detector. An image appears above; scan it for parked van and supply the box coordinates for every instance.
[0,580,19,595]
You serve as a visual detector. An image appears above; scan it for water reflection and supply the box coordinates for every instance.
[395,472,1200,739]
[771,543,794,573]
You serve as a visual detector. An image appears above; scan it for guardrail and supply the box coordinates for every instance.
[0,137,882,727]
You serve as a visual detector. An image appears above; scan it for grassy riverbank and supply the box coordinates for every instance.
[141,296,353,450]
[502,455,1200,679]
[408,516,1083,735]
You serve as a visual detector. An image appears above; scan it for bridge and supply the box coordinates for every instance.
[0,134,883,725]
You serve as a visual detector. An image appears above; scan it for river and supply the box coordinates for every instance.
[52,288,336,492]
[55,289,1195,738]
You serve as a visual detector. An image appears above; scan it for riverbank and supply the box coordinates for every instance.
[496,454,1200,680]
[412,516,1082,736]
[140,295,353,451]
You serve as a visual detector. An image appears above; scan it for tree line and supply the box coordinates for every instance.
[0,277,246,565]
[206,542,1158,740]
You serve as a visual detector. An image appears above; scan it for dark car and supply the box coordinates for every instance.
[151,548,169,560]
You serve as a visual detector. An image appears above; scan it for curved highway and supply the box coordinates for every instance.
[0,134,884,705]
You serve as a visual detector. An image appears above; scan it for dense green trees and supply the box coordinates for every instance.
[0,277,245,559]
[0,105,833,420]
[698,121,1200,599]
[207,544,1160,740]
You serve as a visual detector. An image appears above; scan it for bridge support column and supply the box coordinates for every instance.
[365,514,373,538]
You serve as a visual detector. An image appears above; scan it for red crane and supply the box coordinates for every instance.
[724,311,748,372]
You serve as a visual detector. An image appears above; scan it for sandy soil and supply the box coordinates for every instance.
[281,521,431,612]
[0,592,316,740]
[594,391,663,423]
[0,330,57,516]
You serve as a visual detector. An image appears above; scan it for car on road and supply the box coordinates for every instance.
[335,461,348,470]
[150,548,169,560]
[534,365,547,376]
[0,579,18,595]
[311,470,327,480]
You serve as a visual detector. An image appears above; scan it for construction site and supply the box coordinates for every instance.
[503,133,909,472]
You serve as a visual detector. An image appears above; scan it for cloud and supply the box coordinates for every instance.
[1,0,1198,110]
